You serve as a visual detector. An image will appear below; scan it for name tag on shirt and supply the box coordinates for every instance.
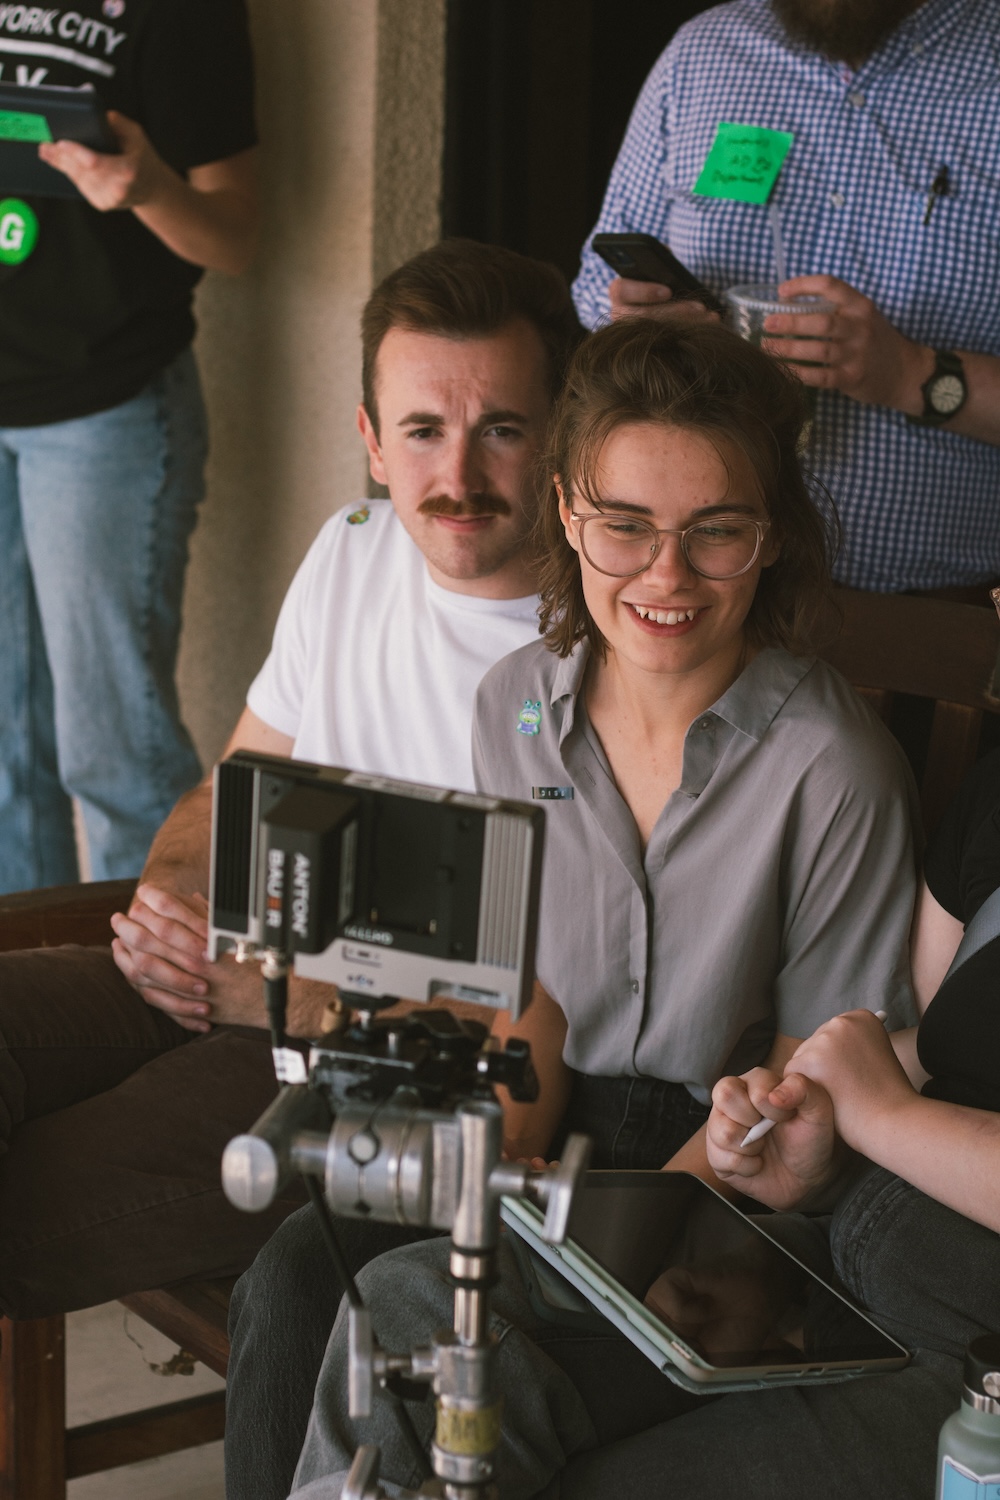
[532,786,574,801]
[694,122,794,203]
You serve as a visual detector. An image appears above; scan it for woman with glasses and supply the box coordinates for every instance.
[473,314,916,1183]
[289,318,925,1500]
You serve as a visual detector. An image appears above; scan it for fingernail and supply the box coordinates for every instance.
[193,983,208,996]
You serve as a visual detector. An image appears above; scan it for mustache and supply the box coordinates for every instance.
[418,493,512,519]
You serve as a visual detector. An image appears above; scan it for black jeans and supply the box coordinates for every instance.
[224,1072,710,1500]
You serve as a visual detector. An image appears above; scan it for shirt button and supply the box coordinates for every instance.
[848,90,866,108]
[631,979,640,993]
[830,191,845,208]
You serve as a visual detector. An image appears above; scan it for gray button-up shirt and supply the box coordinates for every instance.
[473,642,918,1101]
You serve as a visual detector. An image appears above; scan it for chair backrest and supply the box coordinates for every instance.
[0,879,136,953]
[818,588,1000,835]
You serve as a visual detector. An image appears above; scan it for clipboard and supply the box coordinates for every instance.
[0,82,118,199]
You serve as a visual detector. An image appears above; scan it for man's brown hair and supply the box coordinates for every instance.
[361,238,582,433]
[537,317,835,658]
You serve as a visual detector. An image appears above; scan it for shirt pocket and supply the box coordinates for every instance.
[661,117,816,293]
[872,119,1000,349]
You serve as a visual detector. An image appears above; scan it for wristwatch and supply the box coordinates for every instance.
[911,349,968,426]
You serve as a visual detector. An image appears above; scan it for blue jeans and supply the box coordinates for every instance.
[0,349,205,891]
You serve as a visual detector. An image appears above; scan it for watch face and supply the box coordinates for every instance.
[930,373,965,414]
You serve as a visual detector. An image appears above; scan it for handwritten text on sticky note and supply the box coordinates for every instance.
[693,123,793,205]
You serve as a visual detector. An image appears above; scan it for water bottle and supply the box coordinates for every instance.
[937,1335,1000,1499]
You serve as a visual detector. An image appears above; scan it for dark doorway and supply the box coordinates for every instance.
[443,1,710,283]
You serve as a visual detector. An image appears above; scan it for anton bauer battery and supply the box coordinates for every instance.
[207,752,545,1020]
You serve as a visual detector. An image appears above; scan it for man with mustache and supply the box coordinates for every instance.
[0,239,579,1338]
[574,0,1000,597]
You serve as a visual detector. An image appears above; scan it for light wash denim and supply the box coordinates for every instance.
[0,349,205,891]
[289,1166,998,1500]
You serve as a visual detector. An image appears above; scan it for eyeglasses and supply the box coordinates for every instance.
[570,511,771,580]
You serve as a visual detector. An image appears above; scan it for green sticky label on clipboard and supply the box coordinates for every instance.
[0,110,52,144]
[693,123,793,204]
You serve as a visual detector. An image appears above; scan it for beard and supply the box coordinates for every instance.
[771,0,923,62]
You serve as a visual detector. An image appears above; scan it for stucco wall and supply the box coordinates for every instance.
[176,0,446,770]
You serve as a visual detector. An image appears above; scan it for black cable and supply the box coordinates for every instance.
[264,968,289,1057]
[304,1176,433,1481]
[380,1386,433,1484]
[303,1175,364,1309]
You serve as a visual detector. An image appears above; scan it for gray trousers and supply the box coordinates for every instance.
[226,1073,710,1500]
[289,1166,1000,1499]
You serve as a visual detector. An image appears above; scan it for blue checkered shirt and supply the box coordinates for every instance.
[573,0,1000,592]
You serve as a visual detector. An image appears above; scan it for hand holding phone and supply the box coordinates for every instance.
[592,232,726,318]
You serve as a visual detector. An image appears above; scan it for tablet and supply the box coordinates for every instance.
[0,83,117,199]
[501,1171,910,1395]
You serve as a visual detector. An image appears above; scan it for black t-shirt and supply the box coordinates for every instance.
[0,0,256,426]
[919,747,1000,1111]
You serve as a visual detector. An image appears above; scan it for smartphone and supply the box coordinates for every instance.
[591,232,725,316]
[0,82,118,199]
[502,1171,910,1394]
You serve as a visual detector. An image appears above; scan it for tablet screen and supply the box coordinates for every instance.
[564,1173,903,1370]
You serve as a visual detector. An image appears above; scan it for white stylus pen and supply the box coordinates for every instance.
[739,1009,889,1148]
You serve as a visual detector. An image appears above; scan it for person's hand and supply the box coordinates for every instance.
[38,111,169,212]
[784,1009,916,1152]
[763,274,928,413]
[707,1066,841,1210]
[111,883,215,1030]
[608,276,720,325]
[110,882,262,1032]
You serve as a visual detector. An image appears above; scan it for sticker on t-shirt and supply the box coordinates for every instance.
[939,1455,1000,1499]
[346,505,370,525]
[0,200,38,265]
[0,111,52,144]
[516,700,542,736]
[693,123,794,204]
[104,0,126,16]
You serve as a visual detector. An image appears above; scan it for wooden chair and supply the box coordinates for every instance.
[0,881,231,1499]
[819,588,1000,835]
[0,589,997,1496]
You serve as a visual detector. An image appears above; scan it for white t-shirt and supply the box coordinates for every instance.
[247,500,541,792]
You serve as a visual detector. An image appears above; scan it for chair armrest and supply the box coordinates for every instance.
[0,880,137,954]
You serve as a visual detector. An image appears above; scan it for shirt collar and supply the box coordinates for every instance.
[548,638,813,746]
[828,0,969,79]
[761,0,970,79]
[550,638,590,706]
[705,647,813,742]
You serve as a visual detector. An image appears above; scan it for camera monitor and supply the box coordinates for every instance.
[208,751,545,1020]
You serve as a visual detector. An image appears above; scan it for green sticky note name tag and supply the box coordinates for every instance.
[693,122,793,205]
[0,110,52,144]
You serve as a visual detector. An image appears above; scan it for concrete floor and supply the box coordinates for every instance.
[66,1303,225,1499]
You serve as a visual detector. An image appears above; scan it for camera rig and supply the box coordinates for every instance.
[210,752,590,1499]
